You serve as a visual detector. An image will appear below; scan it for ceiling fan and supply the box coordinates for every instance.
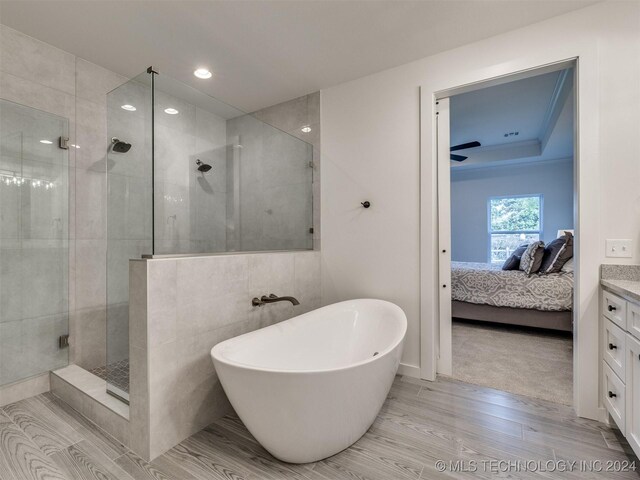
[450,141,481,162]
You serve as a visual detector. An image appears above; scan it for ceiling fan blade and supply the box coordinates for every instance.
[450,154,467,162]
[450,141,481,152]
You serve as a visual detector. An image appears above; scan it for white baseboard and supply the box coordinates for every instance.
[397,363,421,378]
[598,406,609,424]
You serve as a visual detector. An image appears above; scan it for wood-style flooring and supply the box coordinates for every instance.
[0,375,637,479]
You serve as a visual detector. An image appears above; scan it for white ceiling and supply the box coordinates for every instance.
[450,68,574,169]
[0,1,595,112]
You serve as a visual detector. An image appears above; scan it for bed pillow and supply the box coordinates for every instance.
[561,257,574,273]
[540,231,574,274]
[501,243,529,270]
[519,241,545,275]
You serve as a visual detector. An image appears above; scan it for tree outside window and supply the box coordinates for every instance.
[488,195,542,264]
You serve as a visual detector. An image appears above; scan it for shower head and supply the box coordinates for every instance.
[196,159,212,173]
[111,137,132,153]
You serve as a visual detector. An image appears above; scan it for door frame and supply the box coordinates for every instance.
[420,54,602,421]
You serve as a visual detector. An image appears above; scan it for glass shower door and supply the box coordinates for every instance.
[105,71,153,402]
[0,99,69,386]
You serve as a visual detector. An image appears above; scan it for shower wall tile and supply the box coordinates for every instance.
[73,307,107,371]
[248,252,295,292]
[75,98,108,172]
[294,250,322,313]
[0,247,22,323]
[129,250,320,460]
[106,303,128,364]
[0,25,76,95]
[0,71,76,126]
[147,260,177,347]
[107,176,152,242]
[76,58,127,106]
[0,183,20,240]
[152,90,227,255]
[21,244,68,319]
[253,94,309,133]
[129,261,147,350]
[75,168,106,239]
[75,239,106,310]
[228,92,319,252]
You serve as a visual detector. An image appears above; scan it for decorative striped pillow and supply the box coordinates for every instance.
[540,232,574,274]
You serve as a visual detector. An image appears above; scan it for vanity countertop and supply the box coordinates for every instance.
[601,264,640,304]
[601,278,640,304]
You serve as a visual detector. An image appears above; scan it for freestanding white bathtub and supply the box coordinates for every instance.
[211,299,407,463]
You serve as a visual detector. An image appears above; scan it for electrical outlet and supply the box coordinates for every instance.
[606,239,633,258]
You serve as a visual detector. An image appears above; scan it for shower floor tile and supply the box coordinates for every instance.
[89,359,129,394]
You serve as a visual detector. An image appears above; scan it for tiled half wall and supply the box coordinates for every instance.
[128,250,320,460]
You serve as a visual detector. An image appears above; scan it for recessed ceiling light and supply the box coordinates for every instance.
[121,104,137,111]
[164,108,179,115]
[301,126,312,133]
[39,140,53,144]
[194,68,212,79]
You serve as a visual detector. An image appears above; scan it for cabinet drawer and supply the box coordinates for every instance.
[604,319,626,380]
[627,302,640,341]
[603,290,627,329]
[604,362,626,435]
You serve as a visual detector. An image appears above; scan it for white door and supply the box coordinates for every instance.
[436,98,452,375]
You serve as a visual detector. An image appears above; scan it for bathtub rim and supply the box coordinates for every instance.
[211,298,407,375]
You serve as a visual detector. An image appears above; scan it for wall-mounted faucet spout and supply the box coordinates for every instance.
[252,293,300,307]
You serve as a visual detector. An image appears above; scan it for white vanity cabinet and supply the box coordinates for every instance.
[625,332,640,456]
[601,288,640,457]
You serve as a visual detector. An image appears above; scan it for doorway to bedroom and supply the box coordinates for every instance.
[439,66,576,405]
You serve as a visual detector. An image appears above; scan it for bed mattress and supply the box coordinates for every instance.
[451,261,573,311]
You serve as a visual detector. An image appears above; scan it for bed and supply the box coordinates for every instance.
[451,261,574,331]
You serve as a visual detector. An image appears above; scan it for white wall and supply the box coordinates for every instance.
[321,1,640,418]
[451,160,574,262]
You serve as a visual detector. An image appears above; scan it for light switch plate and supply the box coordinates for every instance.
[606,239,633,258]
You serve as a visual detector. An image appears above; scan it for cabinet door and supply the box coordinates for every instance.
[625,333,640,458]
[627,302,640,341]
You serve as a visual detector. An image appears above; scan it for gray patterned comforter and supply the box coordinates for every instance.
[451,262,573,311]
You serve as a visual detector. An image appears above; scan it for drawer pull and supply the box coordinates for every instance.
[608,343,617,350]
[608,391,617,398]
[608,305,617,312]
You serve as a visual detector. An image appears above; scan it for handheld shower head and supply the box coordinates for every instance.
[196,159,212,173]
[111,137,132,153]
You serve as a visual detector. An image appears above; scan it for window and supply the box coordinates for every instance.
[488,195,542,264]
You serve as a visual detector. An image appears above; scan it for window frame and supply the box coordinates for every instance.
[487,194,544,264]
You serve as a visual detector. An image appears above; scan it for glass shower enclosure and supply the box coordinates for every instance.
[0,99,70,387]
[105,68,314,402]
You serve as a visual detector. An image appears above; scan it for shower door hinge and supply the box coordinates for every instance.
[309,227,314,234]
[59,136,70,149]
[59,334,70,349]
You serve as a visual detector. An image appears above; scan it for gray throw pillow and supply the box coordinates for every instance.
[519,241,545,275]
[540,231,574,274]
[502,243,529,270]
